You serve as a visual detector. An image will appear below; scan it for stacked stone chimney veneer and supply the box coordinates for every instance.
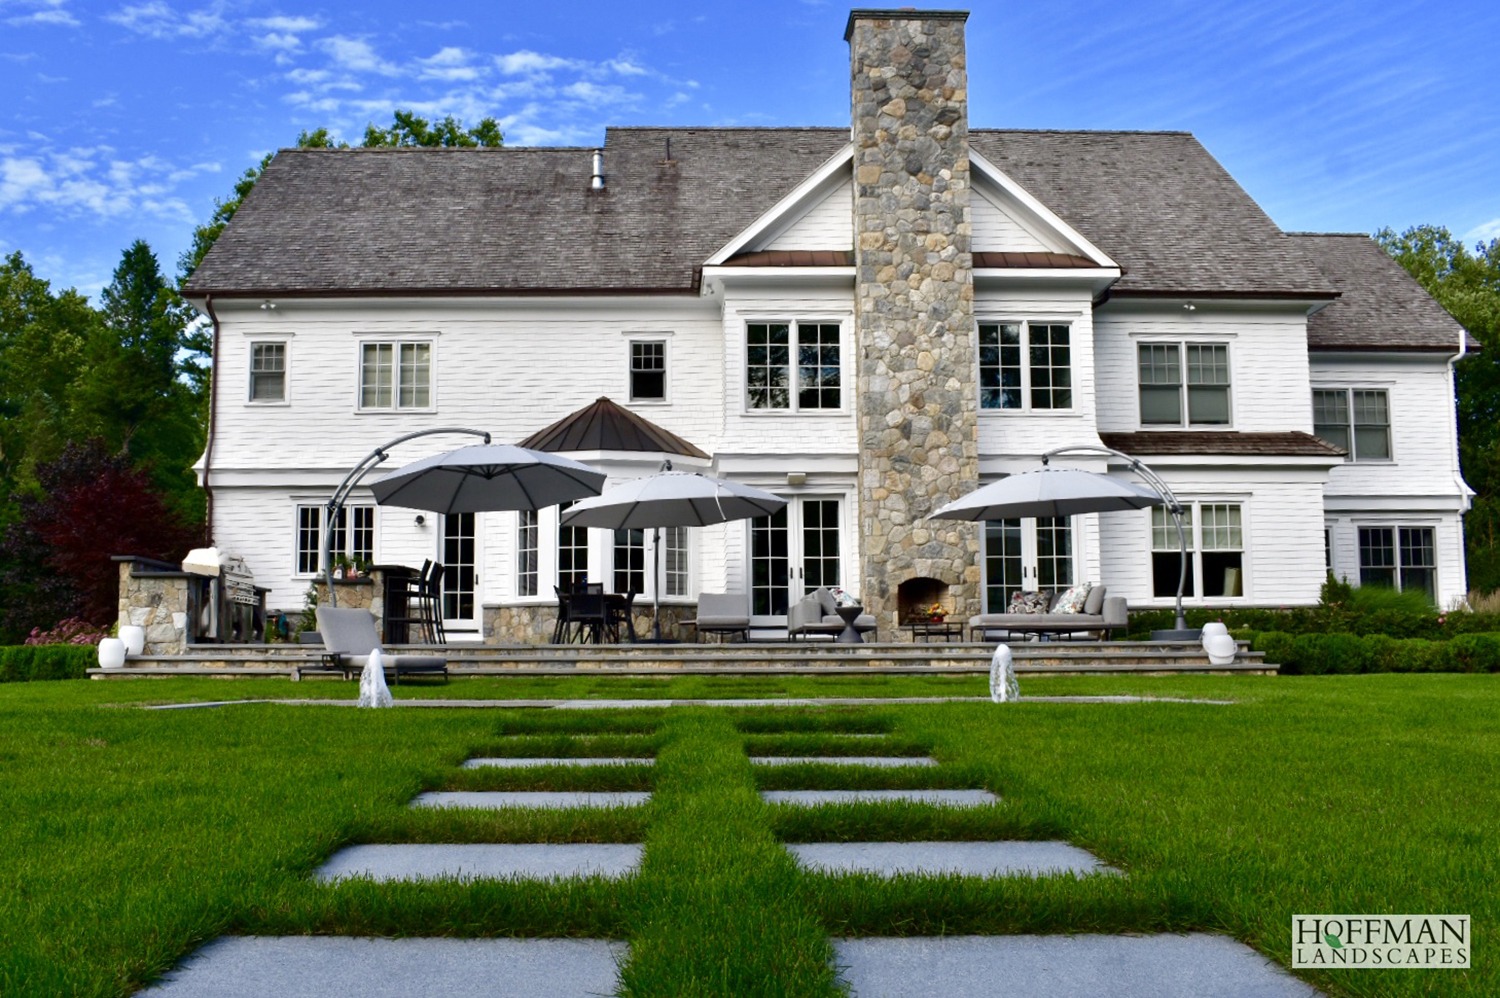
[847,9,981,634]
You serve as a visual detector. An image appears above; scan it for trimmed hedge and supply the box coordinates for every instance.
[1126,605,1500,641]
[0,645,95,683]
[1246,630,1500,675]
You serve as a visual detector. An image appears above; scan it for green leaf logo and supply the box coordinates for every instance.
[1324,933,1343,949]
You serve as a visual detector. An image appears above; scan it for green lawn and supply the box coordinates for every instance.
[0,673,1492,996]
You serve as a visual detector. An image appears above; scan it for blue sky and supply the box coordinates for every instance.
[3,0,1497,300]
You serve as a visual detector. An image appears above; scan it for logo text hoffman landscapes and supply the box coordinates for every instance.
[1293,915,1469,969]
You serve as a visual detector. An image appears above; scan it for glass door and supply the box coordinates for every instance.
[984,515,1073,611]
[750,497,842,625]
[440,512,477,631]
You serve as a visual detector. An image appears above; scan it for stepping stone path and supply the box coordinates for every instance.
[761,788,998,806]
[412,790,650,809]
[788,841,1116,878]
[750,755,938,767]
[317,843,644,882]
[462,756,654,768]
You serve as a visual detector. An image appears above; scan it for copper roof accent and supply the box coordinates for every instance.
[1289,233,1477,353]
[519,397,710,459]
[1100,431,1345,458]
[721,249,855,267]
[973,251,1099,269]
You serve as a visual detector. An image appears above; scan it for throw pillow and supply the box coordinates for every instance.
[1052,582,1093,614]
[1008,590,1052,614]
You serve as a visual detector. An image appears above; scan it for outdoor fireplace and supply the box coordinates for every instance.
[896,577,953,624]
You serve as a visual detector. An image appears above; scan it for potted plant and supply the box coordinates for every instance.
[927,602,946,622]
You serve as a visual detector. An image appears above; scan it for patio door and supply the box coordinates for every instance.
[440,512,478,632]
[983,516,1073,611]
[749,497,842,625]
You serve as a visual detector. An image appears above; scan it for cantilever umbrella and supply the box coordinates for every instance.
[927,467,1162,521]
[560,469,788,640]
[370,444,605,514]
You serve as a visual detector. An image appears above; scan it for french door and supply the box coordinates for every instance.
[983,516,1073,611]
[749,497,842,624]
[440,512,478,631]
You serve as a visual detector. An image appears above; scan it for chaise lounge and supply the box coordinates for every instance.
[315,606,449,683]
[967,584,1127,641]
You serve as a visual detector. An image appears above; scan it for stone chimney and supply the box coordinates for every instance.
[846,9,981,633]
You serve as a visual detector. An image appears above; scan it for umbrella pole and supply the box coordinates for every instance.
[652,526,663,641]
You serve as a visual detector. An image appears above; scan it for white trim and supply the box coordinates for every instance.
[246,339,290,406]
[353,336,438,414]
[626,335,670,405]
[705,145,854,265]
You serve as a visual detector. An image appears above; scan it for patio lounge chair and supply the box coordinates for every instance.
[315,607,448,683]
[787,587,877,641]
[686,593,751,642]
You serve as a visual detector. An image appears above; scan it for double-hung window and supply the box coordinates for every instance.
[249,342,286,402]
[517,510,538,598]
[629,340,667,402]
[613,528,646,595]
[978,322,1071,410]
[1358,526,1434,599]
[746,321,841,411]
[295,504,374,576]
[1138,343,1231,425]
[557,502,589,591]
[360,340,431,410]
[1312,388,1390,460]
[1151,502,1243,598]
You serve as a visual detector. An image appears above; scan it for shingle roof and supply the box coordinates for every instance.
[969,130,1333,298]
[1099,431,1345,458]
[185,127,1334,299]
[1289,233,1475,353]
[519,396,709,459]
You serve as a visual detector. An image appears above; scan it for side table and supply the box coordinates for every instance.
[834,603,866,644]
[906,620,964,642]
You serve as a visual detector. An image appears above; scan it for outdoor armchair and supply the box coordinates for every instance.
[315,606,448,683]
[686,593,751,642]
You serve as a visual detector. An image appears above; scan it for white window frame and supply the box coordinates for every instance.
[627,337,669,403]
[517,510,538,598]
[248,341,288,404]
[1149,501,1246,600]
[1357,524,1435,598]
[294,503,374,577]
[977,320,1073,412]
[1312,387,1392,462]
[1138,341,1233,427]
[357,338,435,412]
[745,319,845,413]
[663,525,690,598]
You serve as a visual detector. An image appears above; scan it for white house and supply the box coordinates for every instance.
[182,8,1474,641]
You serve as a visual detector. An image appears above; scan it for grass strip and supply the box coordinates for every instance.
[767,799,1060,843]
[752,760,988,791]
[442,764,655,793]
[616,712,842,997]
[742,732,928,757]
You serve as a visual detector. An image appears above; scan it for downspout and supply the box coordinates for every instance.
[201,294,220,545]
[1449,328,1472,514]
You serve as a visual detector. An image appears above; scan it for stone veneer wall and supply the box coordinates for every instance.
[117,560,191,654]
[483,603,697,645]
[847,9,982,635]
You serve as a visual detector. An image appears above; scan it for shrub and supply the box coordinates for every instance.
[24,617,108,646]
[1447,634,1500,673]
[0,645,94,682]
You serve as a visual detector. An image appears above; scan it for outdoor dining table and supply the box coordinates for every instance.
[555,588,636,644]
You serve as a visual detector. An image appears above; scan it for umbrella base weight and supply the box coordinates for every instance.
[1151,628,1203,642]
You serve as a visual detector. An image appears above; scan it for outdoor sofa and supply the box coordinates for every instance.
[787,587,877,640]
[314,606,448,683]
[968,584,1127,641]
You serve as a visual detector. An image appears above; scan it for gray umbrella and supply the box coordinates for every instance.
[560,470,788,640]
[370,444,605,514]
[927,467,1162,521]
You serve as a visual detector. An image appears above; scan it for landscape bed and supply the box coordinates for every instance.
[0,672,1491,996]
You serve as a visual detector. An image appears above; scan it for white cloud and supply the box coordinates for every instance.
[4,0,78,27]
[419,46,483,82]
[0,144,214,224]
[322,35,400,76]
[561,81,634,105]
[249,14,319,33]
[1465,217,1500,244]
[106,1,227,39]
[496,49,582,75]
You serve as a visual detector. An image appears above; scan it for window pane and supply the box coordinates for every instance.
[1186,344,1230,424]
[796,323,841,410]
[1035,515,1073,588]
[802,499,841,590]
[350,506,374,562]
[1029,324,1071,410]
[630,341,666,401]
[1138,344,1181,385]
[1140,385,1182,424]
[747,323,791,410]
[361,343,392,408]
[614,528,645,595]
[978,323,1022,410]
[1352,390,1390,459]
[1187,386,1231,424]
[1312,389,1351,454]
[1358,527,1396,588]
[250,343,285,402]
[1200,504,1242,551]
[398,342,430,408]
[984,518,1023,611]
[557,501,589,591]
[1152,506,1193,551]
[296,506,321,575]
[664,525,689,597]
[518,510,538,598]
[1399,527,1435,600]
[750,507,789,616]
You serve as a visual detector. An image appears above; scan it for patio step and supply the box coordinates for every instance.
[88,640,1273,678]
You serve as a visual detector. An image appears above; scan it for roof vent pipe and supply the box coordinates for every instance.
[590,149,604,190]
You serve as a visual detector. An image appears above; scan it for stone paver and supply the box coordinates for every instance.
[761,789,997,807]
[833,934,1320,997]
[317,843,643,882]
[413,791,650,810]
[750,756,937,767]
[462,757,654,768]
[789,841,1115,877]
[141,936,626,997]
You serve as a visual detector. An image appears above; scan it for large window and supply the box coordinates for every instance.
[1313,388,1391,460]
[978,322,1071,410]
[629,340,666,402]
[1151,503,1243,598]
[517,510,538,598]
[360,340,431,410]
[1138,343,1230,426]
[664,526,689,598]
[557,502,589,591]
[614,528,646,595]
[1359,526,1434,599]
[746,321,841,411]
[295,504,373,576]
[249,342,286,402]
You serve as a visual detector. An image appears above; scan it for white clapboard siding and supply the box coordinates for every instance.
[764,180,853,250]
[971,188,1053,252]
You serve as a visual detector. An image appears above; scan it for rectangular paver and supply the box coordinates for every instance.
[142,936,626,997]
[789,841,1116,877]
[413,791,651,810]
[750,756,937,767]
[462,757,654,768]
[761,789,997,807]
[834,934,1320,997]
[317,843,643,882]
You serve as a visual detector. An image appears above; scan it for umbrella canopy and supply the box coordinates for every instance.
[370,444,605,514]
[928,467,1163,521]
[559,472,787,529]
